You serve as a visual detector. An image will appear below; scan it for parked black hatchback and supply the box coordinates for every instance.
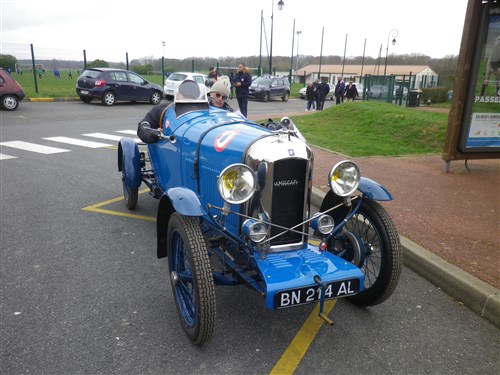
[76,68,163,106]
[249,76,290,102]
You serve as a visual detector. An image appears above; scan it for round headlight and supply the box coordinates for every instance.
[311,213,335,235]
[242,219,268,243]
[218,164,256,204]
[328,161,360,197]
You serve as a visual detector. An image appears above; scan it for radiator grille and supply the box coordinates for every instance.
[270,159,307,246]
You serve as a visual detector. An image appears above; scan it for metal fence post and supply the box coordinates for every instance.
[30,44,38,94]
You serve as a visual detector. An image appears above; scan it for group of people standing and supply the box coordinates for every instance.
[205,64,252,117]
[304,79,331,111]
[305,76,359,111]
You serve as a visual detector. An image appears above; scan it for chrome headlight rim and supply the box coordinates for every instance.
[311,212,335,235]
[328,160,361,197]
[242,219,269,243]
[217,163,257,205]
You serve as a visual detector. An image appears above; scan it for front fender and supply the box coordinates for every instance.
[156,187,205,259]
[118,138,141,189]
[358,177,393,201]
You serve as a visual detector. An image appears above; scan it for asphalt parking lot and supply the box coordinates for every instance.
[1,101,498,374]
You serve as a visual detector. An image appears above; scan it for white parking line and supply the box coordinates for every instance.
[83,133,141,143]
[44,136,112,148]
[0,141,70,154]
[116,130,137,135]
[0,153,18,160]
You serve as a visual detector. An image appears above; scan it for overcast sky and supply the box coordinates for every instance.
[1,0,468,63]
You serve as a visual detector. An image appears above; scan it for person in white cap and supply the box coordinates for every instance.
[209,76,233,112]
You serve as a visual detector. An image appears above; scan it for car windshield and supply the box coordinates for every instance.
[168,74,188,82]
[253,77,271,86]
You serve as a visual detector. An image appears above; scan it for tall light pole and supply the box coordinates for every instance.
[269,0,284,75]
[162,41,165,82]
[384,29,399,75]
[295,30,302,83]
[289,18,295,84]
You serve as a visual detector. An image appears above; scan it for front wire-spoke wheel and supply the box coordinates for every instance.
[167,213,216,345]
[342,199,402,306]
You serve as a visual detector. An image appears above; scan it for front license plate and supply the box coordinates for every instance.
[275,279,360,308]
[80,90,89,95]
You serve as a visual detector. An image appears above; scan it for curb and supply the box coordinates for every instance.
[27,97,79,102]
[311,187,500,328]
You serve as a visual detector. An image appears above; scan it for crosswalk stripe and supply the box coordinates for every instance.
[0,153,18,160]
[83,133,140,143]
[44,136,112,148]
[0,141,70,154]
[116,130,137,135]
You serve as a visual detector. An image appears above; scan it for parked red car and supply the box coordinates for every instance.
[0,68,25,111]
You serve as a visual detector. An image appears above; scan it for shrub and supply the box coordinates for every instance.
[420,86,449,103]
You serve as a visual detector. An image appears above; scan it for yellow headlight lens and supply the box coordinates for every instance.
[218,164,256,204]
[328,161,360,196]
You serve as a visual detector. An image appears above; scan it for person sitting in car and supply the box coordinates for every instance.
[208,76,233,112]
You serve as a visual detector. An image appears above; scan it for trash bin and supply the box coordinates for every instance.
[407,90,422,107]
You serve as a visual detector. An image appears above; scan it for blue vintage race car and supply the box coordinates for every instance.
[118,80,402,345]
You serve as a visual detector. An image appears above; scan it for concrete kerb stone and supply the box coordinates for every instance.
[311,187,500,329]
[27,97,78,102]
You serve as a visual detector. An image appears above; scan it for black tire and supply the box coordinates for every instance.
[342,199,402,306]
[168,213,216,345]
[281,92,289,102]
[263,92,270,102]
[122,174,138,210]
[150,91,162,105]
[80,97,92,103]
[102,91,116,106]
[1,95,19,110]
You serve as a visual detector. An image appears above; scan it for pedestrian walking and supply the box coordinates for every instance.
[305,82,316,111]
[317,79,330,110]
[344,81,358,102]
[335,76,345,104]
[233,63,252,117]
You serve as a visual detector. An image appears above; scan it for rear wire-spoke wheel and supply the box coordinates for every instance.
[122,173,138,210]
[168,213,216,345]
[343,199,402,306]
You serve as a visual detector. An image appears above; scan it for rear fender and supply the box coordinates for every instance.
[118,138,141,189]
[156,187,205,259]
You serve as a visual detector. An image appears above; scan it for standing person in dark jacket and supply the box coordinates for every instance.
[335,76,345,104]
[233,63,252,117]
[344,81,358,102]
[305,82,316,111]
[317,79,330,110]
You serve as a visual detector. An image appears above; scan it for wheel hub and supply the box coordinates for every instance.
[170,271,179,286]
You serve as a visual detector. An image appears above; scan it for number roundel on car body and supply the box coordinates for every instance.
[214,130,239,152]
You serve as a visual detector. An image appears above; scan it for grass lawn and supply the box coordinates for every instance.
[289,101,448,157]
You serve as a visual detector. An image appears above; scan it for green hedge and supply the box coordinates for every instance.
[420,86,450,104]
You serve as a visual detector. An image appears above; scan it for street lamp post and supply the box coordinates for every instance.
[289,18,295,84]
[162,41,165,82]
[269,0,284,75]
[295,30,302,83]
[384,29,399,75]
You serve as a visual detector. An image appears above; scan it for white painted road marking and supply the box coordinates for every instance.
[44,136,112,148]
[0,141,70,154]
[83,133,140,143]
[0,153,17,160]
